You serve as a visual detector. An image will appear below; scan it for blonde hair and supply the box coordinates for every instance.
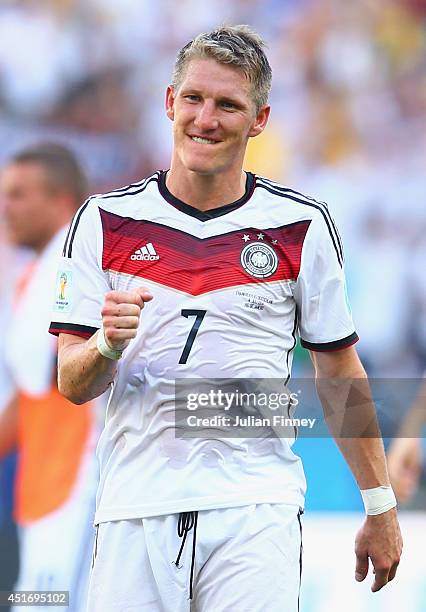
[172,25,272,112]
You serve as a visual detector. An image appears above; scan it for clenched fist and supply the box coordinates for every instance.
[100,287,153,351]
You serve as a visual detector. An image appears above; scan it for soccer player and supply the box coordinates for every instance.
[0,144,98,612]
[51,26,402,612]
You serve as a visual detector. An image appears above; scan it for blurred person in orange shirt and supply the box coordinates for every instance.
[0,144,98,612]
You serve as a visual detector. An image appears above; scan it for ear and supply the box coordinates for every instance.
[166,85,175,121]
[248,104,271,138]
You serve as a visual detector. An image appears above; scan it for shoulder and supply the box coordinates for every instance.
[62,172,162,258]
[89,172,161,210]
[254,174,332,222]
[70,172,161,229]
[254,175,343,265]
[92,172,160,204]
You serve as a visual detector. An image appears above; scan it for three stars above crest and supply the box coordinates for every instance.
[241,233,279,246]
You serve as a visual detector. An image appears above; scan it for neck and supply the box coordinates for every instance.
[166,163,247,211]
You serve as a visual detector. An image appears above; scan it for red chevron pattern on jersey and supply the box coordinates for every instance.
[100,209,311,295]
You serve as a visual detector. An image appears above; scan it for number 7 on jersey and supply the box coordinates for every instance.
[179,309,206,364]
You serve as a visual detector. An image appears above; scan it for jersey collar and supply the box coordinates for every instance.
[158,170,255,221]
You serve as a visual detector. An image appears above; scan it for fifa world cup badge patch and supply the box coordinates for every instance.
[54,269,72,312]
[240,242,278,278]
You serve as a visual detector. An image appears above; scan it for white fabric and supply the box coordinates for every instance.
[5,228,67,396]
[50,173,356,523]
[87,503,303,612]
[96,328,124,360]
[360,485,397,515]
[294,205,354,346]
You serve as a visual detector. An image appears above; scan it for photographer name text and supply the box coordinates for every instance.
[186,415,316,429]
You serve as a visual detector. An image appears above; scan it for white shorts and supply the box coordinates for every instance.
[88,504,303,612]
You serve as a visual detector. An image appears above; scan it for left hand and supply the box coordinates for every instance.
[354,507,402,592]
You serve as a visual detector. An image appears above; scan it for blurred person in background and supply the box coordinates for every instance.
[0,206,20,606]
[387,378,426,504]
[0,143,98,612]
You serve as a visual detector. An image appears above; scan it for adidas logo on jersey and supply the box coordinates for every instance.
[130,243,160,261]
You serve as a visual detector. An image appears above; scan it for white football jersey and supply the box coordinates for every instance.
[50,171,358,523]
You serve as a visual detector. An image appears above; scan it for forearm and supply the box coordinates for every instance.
[318,380,389,487]
[58,331,117,404]
[313,348,390,488]
[334,427,389,489]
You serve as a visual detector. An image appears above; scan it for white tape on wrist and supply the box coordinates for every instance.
[360,485,397,515]
[96,328,124,360]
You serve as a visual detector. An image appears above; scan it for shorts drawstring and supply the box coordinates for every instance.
[174,511,198,599]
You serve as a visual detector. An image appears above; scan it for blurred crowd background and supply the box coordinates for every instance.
[0,0,425,374]
[0,0,425,610]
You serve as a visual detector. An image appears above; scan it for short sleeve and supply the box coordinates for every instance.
[293,210,358,352]
[49,199,111,338]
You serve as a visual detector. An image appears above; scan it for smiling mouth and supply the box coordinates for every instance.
[190,136,219,145]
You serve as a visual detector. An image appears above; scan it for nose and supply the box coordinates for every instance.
[193,100,219,132]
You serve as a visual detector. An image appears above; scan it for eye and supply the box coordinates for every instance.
[184,94,200,102]
[220,100,237,110]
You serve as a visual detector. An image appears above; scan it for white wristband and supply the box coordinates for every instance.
[360,485,397,515]
[96,328,124,360]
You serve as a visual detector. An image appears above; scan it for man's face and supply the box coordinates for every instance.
[0,161,57,250]
[166,58,270,176]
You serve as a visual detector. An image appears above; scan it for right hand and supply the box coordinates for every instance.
[387,437,422,504]
[101,287,153,351]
